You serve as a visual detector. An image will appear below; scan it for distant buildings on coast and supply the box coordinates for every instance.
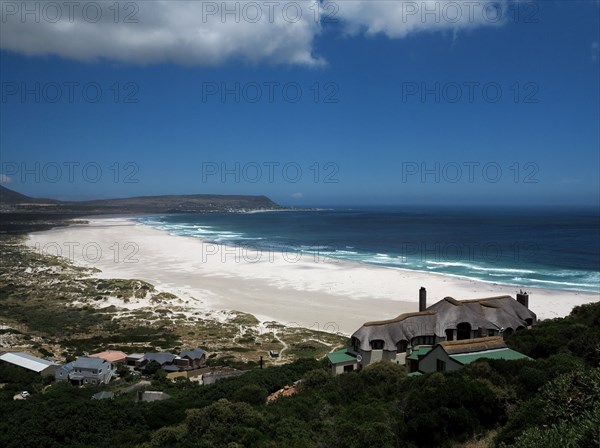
[0,347,208,387]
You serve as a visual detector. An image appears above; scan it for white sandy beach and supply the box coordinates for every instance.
[26,217,600,335]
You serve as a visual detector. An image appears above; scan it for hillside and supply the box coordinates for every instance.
[0,185,282,214]
[0,185,58,205]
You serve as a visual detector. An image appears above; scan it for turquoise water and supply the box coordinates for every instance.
[137,207,600,294]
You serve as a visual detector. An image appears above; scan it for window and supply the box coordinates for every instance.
[397,340,408,353]
[344,365,354,372]
[370,340,384,350]
[412,335,435,346]
[445,329,454,341]
[436,359,446,372]
[488,329,496,337]
[457,322,472,340]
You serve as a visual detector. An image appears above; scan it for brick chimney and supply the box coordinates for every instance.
[516,291,529,309]
[419,287,427,312]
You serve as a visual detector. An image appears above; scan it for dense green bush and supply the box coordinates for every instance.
[0,302,598,448]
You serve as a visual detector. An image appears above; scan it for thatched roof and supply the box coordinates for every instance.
[363,311,437,327]
[426,297,497,331]
[351,295,536,353]
[461,296,537,330]
[440,336,506,355]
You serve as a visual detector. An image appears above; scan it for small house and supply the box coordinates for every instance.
[326,348,359,375]
[56,357,112,385]
[174,348,206,369]
[126,353,146,368]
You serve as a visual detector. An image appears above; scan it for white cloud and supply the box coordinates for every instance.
[0,1,511,66]
[335,1,508,38]
[291,192,304,199]
[0,1,325,66]
[0,174,13,184]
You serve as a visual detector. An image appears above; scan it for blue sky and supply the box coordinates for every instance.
[1,1,598,207]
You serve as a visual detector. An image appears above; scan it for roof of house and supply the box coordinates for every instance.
[163,365,181,372]
[363,310,437,327]
[460,296,537,330]
[440,336,507,355]
[72,357,109,369]
[405,345,433,361]
[141,391,171,401]
[144,352,176,365]
[91,391,115,400]
[351,295,536,352]
[179,348,205,360]
[126,353,145,360]
[352,312,440,352]
[0,352,58,373]
[59,362,74,372]
[327,349,357,364]
[450,348,532,365]
[89,350,127,363]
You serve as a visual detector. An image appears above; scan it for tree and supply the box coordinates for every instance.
[233,384,268,405]
[184,399,266,447]
[143,361,161,375]
[300,368,330,389]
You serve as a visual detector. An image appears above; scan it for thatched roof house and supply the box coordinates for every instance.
[329,289,536,373]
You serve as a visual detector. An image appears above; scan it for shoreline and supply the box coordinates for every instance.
[26,216,600,335]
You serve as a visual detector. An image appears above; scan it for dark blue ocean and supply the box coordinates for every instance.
[137,207,600,294]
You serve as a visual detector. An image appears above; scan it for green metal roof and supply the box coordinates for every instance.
[408,371,423,377]
[450,348,532,365]
[327,349,357,364]
[406,346,433,361]
[91,391,115,400]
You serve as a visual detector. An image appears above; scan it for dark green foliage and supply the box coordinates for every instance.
[232,384,268,405]
[496,368,600,447]
[401,372,503,447]
[0,303,598,447]
[506,302,600,366]
[143,360,162,375]
[185,399,266,447]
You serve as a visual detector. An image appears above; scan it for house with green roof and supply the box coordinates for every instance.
[328,288,535,375]
[326,348,359,375]
[415,336,532,374]
[347,288,536,370]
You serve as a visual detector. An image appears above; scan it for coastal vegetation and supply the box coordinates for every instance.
[1,262,598,447]
[0,234,345,364]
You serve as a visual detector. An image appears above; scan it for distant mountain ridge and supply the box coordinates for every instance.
[0,185,59,205]
[0,185,282,213]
